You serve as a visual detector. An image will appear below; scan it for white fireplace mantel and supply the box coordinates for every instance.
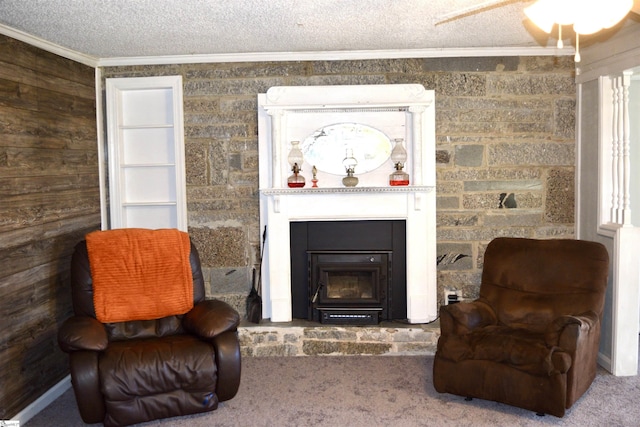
[257,84,437,323]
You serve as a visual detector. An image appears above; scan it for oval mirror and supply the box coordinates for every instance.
[301,123,392,175]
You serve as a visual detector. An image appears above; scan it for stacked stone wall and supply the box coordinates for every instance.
[102,55,576,312]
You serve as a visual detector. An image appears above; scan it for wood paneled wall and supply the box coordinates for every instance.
[0,35,100,418]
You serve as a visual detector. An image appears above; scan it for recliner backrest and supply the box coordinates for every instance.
[479,237,609,333]
[69,239,206,341]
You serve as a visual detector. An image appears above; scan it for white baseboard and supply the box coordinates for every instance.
[13,375,71,425]
[598,351,613,373]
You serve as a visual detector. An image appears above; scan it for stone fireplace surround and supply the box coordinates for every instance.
[258,84,437,324]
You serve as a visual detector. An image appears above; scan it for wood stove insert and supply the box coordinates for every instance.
[308,251,391,325]
[289,220,407,324]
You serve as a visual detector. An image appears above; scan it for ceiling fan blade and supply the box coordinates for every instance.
[435,0,525,26]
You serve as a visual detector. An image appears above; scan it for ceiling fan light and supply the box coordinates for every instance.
[573,0,632,34]
[573,19,603,35]
[524,0,556,33]
[553,0,580,25]
[602,0,633,28]
[573,4,605,35]
[522,0,630,61]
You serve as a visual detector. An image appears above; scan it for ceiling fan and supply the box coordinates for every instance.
[436,0,640,61]
[436,0,640,26]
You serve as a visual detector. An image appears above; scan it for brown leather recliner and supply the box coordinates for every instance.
[433,237,609,417]
[58,239,241,427]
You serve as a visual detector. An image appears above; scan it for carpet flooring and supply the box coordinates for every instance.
[25,355,640,427]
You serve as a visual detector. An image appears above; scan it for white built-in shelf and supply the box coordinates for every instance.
[106,75,187,231]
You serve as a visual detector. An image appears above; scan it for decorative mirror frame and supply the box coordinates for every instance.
[302,122,393,176]
[258,84,435,190]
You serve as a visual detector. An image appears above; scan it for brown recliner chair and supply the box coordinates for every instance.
[58,235,241,427]
[433,237,609,417]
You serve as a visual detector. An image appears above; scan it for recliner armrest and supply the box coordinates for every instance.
[183,299,240,338]
[439,299,497,336]
[211,330,241,402]
[545,311,599,349]
[545,310,602,407]
[58,316,108,352]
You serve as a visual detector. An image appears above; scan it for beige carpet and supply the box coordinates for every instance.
[25,355,640,427]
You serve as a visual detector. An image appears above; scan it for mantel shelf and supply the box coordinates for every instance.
[260,186,435,196]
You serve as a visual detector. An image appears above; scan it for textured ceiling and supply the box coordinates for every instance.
[0,0,638,61]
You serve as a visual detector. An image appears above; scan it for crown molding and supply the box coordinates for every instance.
[97,46,573,67]
[0,24,99,67]
[0,22,573,68]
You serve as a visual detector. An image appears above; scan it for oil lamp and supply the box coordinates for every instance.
[287,141,305,188]
[342,148,358,187]
[389,138,409,186]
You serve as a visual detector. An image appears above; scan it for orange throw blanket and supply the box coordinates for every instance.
[86,228,194,323]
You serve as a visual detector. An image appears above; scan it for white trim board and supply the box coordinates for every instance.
[1,23,574,68]
[12,375,71,425]
[97,46,574,67]
[0,24,98,67]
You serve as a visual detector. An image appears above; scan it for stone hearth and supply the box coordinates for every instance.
[237,320,440,357]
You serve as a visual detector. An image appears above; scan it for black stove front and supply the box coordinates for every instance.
[308,251,391,325]
[289,220,407,325]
